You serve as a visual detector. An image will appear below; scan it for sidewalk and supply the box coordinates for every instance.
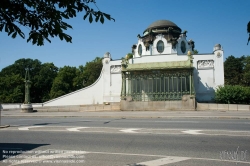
[1,109,250,119]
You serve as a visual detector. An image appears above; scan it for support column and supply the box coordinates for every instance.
[121,72,126,100]
[189,72,192,95]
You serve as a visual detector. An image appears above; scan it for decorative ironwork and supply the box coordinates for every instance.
[121,69,194,101]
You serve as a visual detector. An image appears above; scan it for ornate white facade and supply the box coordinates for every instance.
[43,20,224,107]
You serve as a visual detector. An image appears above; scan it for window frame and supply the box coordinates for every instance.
[156,40,164,53]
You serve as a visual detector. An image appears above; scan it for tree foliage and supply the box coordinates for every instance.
[224,55,250,86]
[0,57,103,103]
[49,57,102,99]
[224,55,245,85]
[242,56,250,86]
[215,85,250,104]
[0,59,58,103]
[49,66,78,99]
[0,73,23,103]
[0,0,114,46]
[35,63,58,102]
[77,57,102,87]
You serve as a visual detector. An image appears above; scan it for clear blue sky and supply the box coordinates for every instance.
[0,0,249,70]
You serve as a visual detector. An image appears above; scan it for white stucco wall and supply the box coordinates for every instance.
[193,49,224,102]
[44,71,104,106]
[43,56,122,107]
[102,59,122,103]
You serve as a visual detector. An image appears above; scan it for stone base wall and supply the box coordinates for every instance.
[121,95,195,111]
[197,103,250,111]
[35,102,121,112]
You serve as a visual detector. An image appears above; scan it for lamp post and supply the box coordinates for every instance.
[21,69,33,113]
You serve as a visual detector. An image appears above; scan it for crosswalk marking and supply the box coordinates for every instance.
[18,126,44,130]
[182,130,204,135]
[3,126,249,137]
[136,156,190,166]
[120,128,139,133]
[66,127,89,132]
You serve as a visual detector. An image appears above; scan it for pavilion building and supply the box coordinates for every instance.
[43,20,224,111]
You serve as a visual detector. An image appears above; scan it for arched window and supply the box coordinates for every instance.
[157,40,164,53]
[138,44,142,56]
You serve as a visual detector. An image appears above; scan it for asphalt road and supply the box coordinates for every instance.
[1,117,250,131]
[0,117,250,166]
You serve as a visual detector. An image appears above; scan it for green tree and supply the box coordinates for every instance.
[242,56,250,86]
[80,57,103,87]
[224,55,245,85]
[50,66,78,99]
[0,0,114,46]
[34,63,58,102]
[71,57,103,91]
[0,58,42,102]
[0,73,23,103]
[0,58,58,103]
[73,65,85,89]
[49,57,102,99]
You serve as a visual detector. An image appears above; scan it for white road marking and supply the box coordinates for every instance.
[18,126,44,130]
[136,156,190,166]
[9,126,250,137]
[182,130,204,135]
[152,121,200,123]
[66,127,89,132]
[120,128,139,133]
[4,149,250,165]
[87,150,250,164]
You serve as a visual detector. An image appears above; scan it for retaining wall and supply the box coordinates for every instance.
[0,103,43,110]
[197,103,250,111]
[1,102,250,112]
[32,102,120,112]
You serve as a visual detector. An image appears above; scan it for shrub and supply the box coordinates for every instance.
[215,85,250,104]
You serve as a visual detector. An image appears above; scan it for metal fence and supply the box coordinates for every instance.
[121,69,194,101]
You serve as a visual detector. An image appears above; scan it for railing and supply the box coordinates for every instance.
[121,69,194,101]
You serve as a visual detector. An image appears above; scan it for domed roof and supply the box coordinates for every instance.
[147,20,179,29]
[143,20,182,35]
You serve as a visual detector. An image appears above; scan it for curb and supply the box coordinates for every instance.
[0,125,10,128]
[1,115,250,119]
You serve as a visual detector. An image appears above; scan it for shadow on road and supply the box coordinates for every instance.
[0,143,50,161]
